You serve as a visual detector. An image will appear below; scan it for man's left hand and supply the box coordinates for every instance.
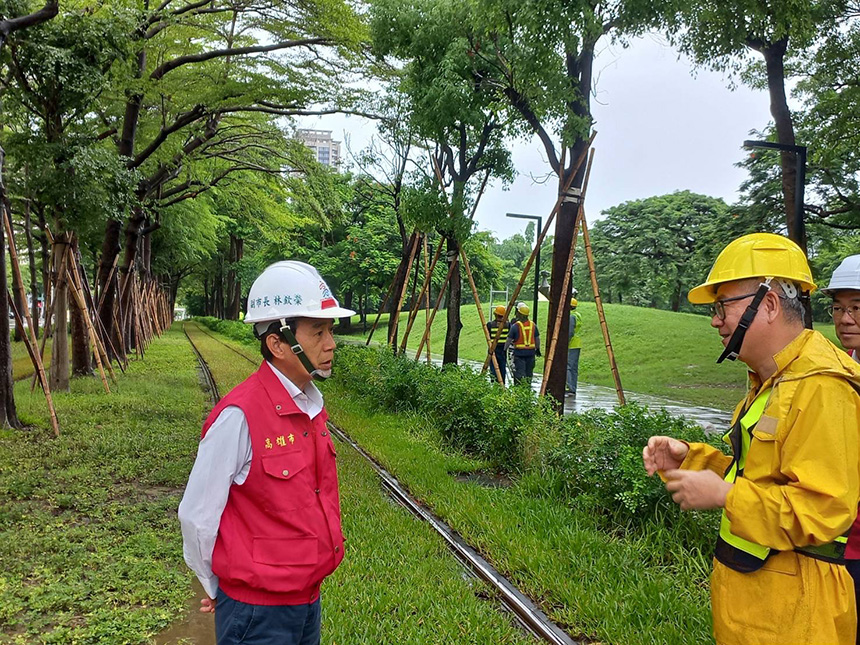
[663,469,732,511]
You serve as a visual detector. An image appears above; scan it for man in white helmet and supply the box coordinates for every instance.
[823,254,860,644]
[178,261,354,645]
[824,254,860,364]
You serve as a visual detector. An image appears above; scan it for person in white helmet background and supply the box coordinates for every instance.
[823,254,860,644]
[178,261,355,645]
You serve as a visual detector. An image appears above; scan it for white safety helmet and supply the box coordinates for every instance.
[822,255,860,295]
[245,261,356,334]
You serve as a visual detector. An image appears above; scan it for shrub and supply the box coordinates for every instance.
[544,404,725,527]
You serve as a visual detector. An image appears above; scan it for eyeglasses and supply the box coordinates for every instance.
[709,293,759,321]
[828,304,860,321]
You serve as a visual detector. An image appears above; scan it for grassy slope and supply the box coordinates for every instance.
[183,321,533,644]
[342,303,841,411]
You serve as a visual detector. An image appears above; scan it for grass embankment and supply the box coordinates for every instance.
[0,327,204,642]
[183,321,533,644]
[342,303,842,410]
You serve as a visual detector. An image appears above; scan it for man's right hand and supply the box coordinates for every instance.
[642,436,689,476]
[200,597,217,613]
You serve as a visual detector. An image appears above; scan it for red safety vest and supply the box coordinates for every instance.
[203,362,344,605]
[513,320,536,350]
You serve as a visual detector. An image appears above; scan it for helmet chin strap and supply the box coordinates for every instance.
[717,279,773,364]
[278,318,328,381]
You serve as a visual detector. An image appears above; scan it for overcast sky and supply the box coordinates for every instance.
[298,34,772,241]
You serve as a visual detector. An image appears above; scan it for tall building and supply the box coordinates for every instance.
[295,129,342,167]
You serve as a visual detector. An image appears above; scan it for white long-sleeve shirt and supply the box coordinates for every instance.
[178,362,324,599]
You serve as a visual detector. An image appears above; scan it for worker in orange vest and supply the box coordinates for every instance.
[504,303,540,386]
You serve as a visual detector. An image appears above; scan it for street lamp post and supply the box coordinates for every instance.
[743,139,808,252]
[506,213,542,329]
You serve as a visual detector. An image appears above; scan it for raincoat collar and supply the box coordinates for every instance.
[748,329,860,394]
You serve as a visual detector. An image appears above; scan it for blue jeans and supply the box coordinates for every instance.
[215,588,321,645]
[566,348,580,395]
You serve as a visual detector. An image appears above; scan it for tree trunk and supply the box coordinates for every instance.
[443,235,461,365]
[69,291,92,376]
[339,291,353,331]
[141,221,152,278]
[0,150,20,428]
[23,202,39,339]
[757,38,803,249]
[671,280,681,312]
[49,233,70,392]
[386,233,418,347]
[97,219,122,360]
[11,270,24,343]
[226,235,243,320]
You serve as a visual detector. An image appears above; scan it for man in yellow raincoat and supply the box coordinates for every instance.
[642,233,860,644]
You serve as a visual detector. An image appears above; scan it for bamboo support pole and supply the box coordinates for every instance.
[31,244,69,391]
[460,247,503,385]
[8,292,59,435]
[4,204,60,434]
[3,206,59,435]
[388,231,421,347]
[65,264,110,393]
[540,149,595,396]
[414,255,459,361]
[365,274,398,346]
[423,236,431,364]
[481,133,596,373]
[581,215,625,405]
[69,248,117,381]
[397,241,444,355]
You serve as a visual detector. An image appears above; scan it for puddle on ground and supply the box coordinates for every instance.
[152,579,215,644]
[451,470,513,488]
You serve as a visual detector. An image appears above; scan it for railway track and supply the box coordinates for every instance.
[182,321,578,645]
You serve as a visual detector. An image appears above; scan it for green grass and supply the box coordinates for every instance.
[342,303,843,410]
[321,383,715,645]
[0,326,205,642]
[183,321,534,644]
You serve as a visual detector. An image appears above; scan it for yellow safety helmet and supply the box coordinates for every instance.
[688,233,816,305]
[570,298,578,308]
[493,305,506,317]
[517,303,530,316]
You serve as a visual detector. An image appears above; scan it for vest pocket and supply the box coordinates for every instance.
[252,536,319,593]
[261,451,314,511]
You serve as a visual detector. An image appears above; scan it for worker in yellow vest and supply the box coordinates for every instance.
[504,303,540,386]
[486,305,511,384]
[642,233,860,644]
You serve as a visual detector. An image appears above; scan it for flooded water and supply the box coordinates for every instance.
[152,579,215,644]
[454,356,734,432]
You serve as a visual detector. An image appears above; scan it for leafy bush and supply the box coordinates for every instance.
[333,344,727,536]
[194,316,257,346]
[333,345,554,470]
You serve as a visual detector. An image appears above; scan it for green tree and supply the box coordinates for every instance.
[587,191,766,312]
[371,0,514,363]
[668,0,844,249]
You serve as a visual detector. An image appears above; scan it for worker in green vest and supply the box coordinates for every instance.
[566,298,582,396]
[642,233,860,645]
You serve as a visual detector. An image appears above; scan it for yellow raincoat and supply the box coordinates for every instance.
[681,330,860,645]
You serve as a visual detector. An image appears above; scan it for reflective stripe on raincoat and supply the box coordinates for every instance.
[680,329,860,645]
